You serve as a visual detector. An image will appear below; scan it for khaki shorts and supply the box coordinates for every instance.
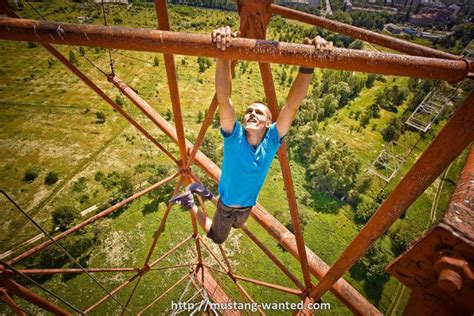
[206,199,253,244]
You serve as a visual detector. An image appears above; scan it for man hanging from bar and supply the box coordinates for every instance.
[171,26,332,244]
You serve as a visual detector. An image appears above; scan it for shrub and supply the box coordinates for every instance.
[96,111,106,123]
[154,56,160,67]
[26,41,38,48]
[24,168,39,182]
[44,171,59,185]
[52,206,77,231]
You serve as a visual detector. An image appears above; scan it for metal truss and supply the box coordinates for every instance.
[0,0,473,315]
[405,88,452,132]
[366,141,411,182]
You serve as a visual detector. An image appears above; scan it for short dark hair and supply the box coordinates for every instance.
[247,101,272,121]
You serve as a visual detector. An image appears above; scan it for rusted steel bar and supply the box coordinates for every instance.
[233,281,266,316]
[137,272,191,315]
[186,95,220,169]
[149,263,198,271]
[193,267,241,316]
[154,0,188,166]
[201,263,228,276]
[0,288,27,316]
[0,277,70,315]
[143,176,184,265]
[8,172,179,265]
[120,275,142,316]
[0,19,470,82]
[84,274,139,314]
[16,267,139,275]
[240,225,305,291]
[442,144,474,241]
[154,0,205,272]
[308,91,474,301]
[258,61,313,292]
[198,236,229,273]
[233,275,302,296]
[270,4,460,60]
[149,234,194,267]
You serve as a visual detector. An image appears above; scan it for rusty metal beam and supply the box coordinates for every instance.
[258,61,313,292]
[153,0,205,275]
[386,145,474,315]
[269,4,460,60]
[84,234,193,313]
[0,18,470,82]
[0,288,27,316]
[16,267,139,275]
[154,0,188,166]
[233,275,302,296]
[137,272,191,316]
[240,225,305,291]
[308,91,474,300]
[0,277,70,315]
[149,234,194,267]
[143,176,184,266]
[8,173,179,265]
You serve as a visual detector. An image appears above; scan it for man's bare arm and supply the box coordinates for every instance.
[213,26,238,134]
[216,58,235,134]
[276,36,332,138]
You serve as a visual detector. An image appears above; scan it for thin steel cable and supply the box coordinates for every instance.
[0,190,132,314]
[100,0,115,75]
[1,260,84,315]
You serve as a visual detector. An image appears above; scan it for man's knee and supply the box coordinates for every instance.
[207,230,227,244]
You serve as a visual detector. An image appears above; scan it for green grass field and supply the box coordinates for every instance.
[0,2,469,315]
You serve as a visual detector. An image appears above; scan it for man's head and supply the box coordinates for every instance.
[243,102,272,133]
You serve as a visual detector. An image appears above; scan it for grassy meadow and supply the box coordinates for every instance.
[0,1,470,315]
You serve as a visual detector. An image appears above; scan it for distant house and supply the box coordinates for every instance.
[402,27,417,36]
[385,23,402,34]
[408,6,454,26]
[420,31,442,40]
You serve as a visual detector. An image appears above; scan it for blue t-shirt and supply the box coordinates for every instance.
[218,121,283,207]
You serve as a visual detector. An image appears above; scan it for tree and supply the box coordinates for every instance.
[348,40,363,50]
[154,56,160,67]
[381,118,403,142]
[79,47,85,56]
[115,95,124,107]
[24,168,39,182]
[96,111,106,123]
[308,139,360,198]
[355,195,379,223]
[69,51,78,65]
[197,110,204,123]
[45,171,59,185]
[52,206,77,231]
[366,74,376,88]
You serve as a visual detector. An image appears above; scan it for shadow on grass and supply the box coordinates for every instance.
[349,260,388,305]
[307,188,346,215]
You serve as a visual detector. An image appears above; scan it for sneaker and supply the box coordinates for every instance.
[169,191,195,209]
[187,183,213,200]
